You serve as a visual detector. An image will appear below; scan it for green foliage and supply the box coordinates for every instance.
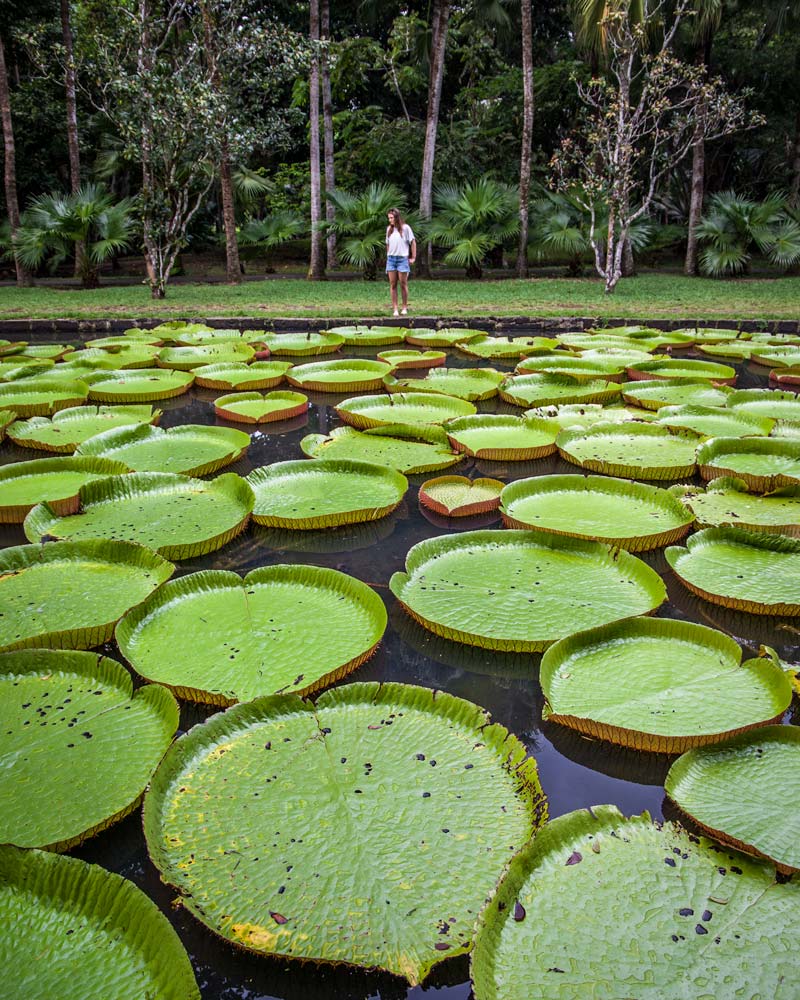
[238,212,306,271]
[697,191,800,277]
[323,182,407,278]
[427,179,519,278]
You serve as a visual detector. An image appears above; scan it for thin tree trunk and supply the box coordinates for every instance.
[789,106,800,207]
[321,0,337,269]
[61,0,85,279]
[621,233,634,276]
[0,34,31,287]
[417,0,450,278]
[308,0,325,280]
[684,126,705,274]
[219,141,241,283]
[516,0,533,278]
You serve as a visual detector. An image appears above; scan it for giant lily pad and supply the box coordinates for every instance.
[25,472,254,560]
[335,391,476,428]
[157,342,255,370]
[769,365,800,387]
[471,805,800,1000]
[556,332,661,352]
[404,327,482,347]
[86,368,194,402]
[246,459,407,528]
[418,476,503,516]
[6,404,160,454]
[0,845,199,998]
[456,335,557,358]
[69,345,160,369]
[0,378,88,417]
[675,477,800,534]
[0,456,131,522]
[192,360,292,390]
[143,682,546,982]
[557,422,699,479]
[698,341,757,360]
[672,326,741,342]
[384,367,505,401]
[301,424,462,474]
[626,358,737,384]
[445,415,558,461]
[171,328,253,346]
[118,568,387,704]
[86,333,162,347]
[286,358,392,392]
[260,331,344,356]
[328,325,405,345]
[516,355,626,380]
[76,424,250,476]
[525,403,653,430]
[501,475,693,550]
[666,726,800,873]
[377,349,446,369]
[0,539,173,652]
[727,388,800,422]
[0,649,178,850]
[20,343,75,360]
[696,436,800,490]
[666,526,800,614]
[655,404,773,439]
[0,357,54,380]
[750,346,800,368]
[215,390,308,424]
[0,409,15,441]
[390,529,665,651]
[540,619,790,752]
[499,374,621,408]
[622,378,732,410]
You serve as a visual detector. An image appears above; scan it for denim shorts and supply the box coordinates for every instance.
[386,254,410,273]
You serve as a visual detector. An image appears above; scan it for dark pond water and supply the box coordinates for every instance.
[2,333,798,999]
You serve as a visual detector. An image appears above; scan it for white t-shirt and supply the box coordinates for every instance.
[386,224,414,257]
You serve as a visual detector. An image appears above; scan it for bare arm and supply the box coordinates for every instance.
[409,239,416,263]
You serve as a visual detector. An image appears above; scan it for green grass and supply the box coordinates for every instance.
[2,273,800,322]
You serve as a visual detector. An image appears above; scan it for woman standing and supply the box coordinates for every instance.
[385,208,416,317]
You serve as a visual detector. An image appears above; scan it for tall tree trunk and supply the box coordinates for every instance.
[219,141,241,283]
[61,0,85,279]
[516,0,534,278]
[684,126,705,275]
[621,233,635,276]
[321,0,337,269]
[789,106,800,207]
[308,0,325,280]
[417,0,450,278]
[0,34,31,287]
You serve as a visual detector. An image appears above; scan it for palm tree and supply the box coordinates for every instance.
[14,184,135,289]
[322,182,404,279]
[696,191,800,276]
[238,213,306,273]
[426,179,519,278]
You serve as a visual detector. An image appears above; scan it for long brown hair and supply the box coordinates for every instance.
[387,208,405,233]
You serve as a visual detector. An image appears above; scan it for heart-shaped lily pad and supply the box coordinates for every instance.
[384,367,505,401]
[0,455,131,522]
[726,388,800,422]
[0,649,179,850]
[655,404,773,439]
[540,619,791,752]
[0,538,174,652]
[471,805,800,1000]
[328,325,405,345]
[335,391,476,429]
[666,526,800,614]
[143,682,546,982]
[500,474,693,550]
[286,359,392,392]
[666,725,800,873]
[557,422,699,479]
[456,335,557,358]
[192,360,293,390]
[214,390,308,424]
[696,437,800,490]
[0,378,88,416]
[260,331,344,355]
[499,374,621,408]
[377,349,446,369]
[626,358,737,384]
[76,424,250,476]
[157,342,255,370]
[622,378,732,410]
[301,424,462,474]
[86,368,194,402]
[404,327,483,347]
[7,405,160,453]
[390,529,665,651]
[418,476,504,516]
[674,477,800,534]
[445,415,559,460]
[25,472,254,560]
[117,567,387,704]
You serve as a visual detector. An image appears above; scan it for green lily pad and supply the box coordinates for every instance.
[214,390,308,424]
[500,474,693,551]
[0,845,199,999]
[750,346,800,368]
[0,409,15,440]
[85,368,194,402]
[456,335,557,358]
[301,424,462,474]
[588,324,661,336]
[286,359,392,392]
[418,475,504,516]
[622,378,732,410]
[0,538,173,653]
[769,366,800,387]
[76,424,250,476]
[698,341,756,359]
[696,437,800,490]
[499,374,621,408]
[390,529,665,651]
[171,328,253,346]
[384,367,505,401]
[404,327,483,347]
[557,423,699,479]
[143,682,546,982]
[540,619,790,752]
[6,405,160,454]
[25,472,254,560]
[150,321,212,336]
[246,459,407,528]
[516,355,626,380]
[157,342,255,370]
[672,326,741,342]
[19,343,75,359]
[335,391,476,429]
[0,378,88,417]
[471,805,800,1000]
[58,352,124,372]
[524,403,653,430]
[118,567,387,704]
[69,345,160,369]
[445,415,559,461]
[627,358,737,384]
[656,404,773,439]
[376,349,446,368]
[579,347,657,366]
[0,339,27,355]
[557,332,661,352]
[0,649,178,850]
[666,526,800,614]
[86,333,162,347]
[328,325,405,345]
[0,358,53,380]
[726,388,800,422]
[666,726,800,873]
[192,360,293,390]
[0,456,131,522]
[260,331,344,356]
[675,477,800,534]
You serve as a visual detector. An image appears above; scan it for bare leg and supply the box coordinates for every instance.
[388,271,399,313]
[398,272,409,309]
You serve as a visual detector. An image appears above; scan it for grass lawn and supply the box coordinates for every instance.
[1,273,799,321]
